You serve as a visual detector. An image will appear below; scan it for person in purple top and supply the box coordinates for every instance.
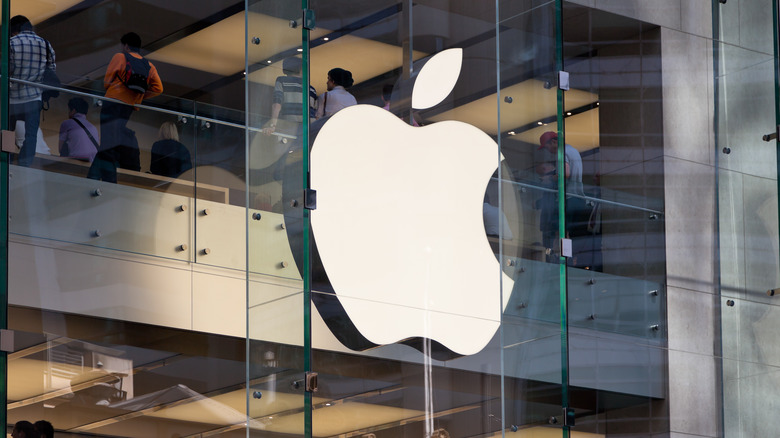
[58,97,99,162]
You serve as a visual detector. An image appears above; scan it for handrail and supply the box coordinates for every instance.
[492,176,665,216]
[9,78,297,139]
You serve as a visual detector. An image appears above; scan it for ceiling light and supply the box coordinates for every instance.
[566,112,572,115]
[323,37,329,41]
[297,48,303,52]
[507,131,515,136]
[267,60,272,63]
[537,121,543,125]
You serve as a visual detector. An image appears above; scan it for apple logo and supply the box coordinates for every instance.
[309,48,515,357]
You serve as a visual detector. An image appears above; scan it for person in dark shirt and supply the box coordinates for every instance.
[9,15,56,167]
[33,420,53,438]
[12,421,39,438]
[264,56,317,135]
[150,121,192,178]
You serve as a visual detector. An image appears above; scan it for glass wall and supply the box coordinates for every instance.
[1,1,676,438]
[3,1,309,437]
[716,0,780,436]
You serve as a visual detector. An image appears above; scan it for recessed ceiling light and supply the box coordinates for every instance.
[297,48,303,52]
[507,131,515,136]
[323,37,329,41]
[566,112,571,115]
[267,60,272,64]
[537,121,543,125]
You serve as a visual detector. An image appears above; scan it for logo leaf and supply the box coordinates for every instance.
[411,48,463,110]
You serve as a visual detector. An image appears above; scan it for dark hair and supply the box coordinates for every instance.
[120,32,142,50]
[10,16,32,34]
[13,421,38,438]
[328,68,354,88]
[67,98,89,115]
[382,84,394,102]
[282,57,302,75]
[33,421,53,438]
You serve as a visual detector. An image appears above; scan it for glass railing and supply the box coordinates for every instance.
[6,79,301,281]
[6,78,665,340]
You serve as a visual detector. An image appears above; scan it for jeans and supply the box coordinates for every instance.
[9,100,42,167]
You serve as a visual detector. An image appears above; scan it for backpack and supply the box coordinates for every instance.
[122,52,151,94]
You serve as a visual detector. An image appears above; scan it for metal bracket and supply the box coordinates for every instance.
[304,188,317,210]
[0,329,14,353]
[305,371,318,392]
[762,125,780,142]
[303,9,316,30]
[560,238,572,258]
[558,71,570,91]
[563,407,575,427]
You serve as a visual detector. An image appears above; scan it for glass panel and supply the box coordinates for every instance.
[4,1,269,438]
[497,1,567,434]
[9,90,196,262]
[246,1,307,438]
[561,3,667,435]
[715,0,780,436]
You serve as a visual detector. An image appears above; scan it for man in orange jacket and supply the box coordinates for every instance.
[88,32,163,182]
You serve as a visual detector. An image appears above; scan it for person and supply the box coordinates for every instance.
[538,131,590,264]
[538,131,583,197]
[315,67,356,119]
[11,421,39,438]
[8,15,56,167]
[33,420,53,438]
[88,32,163,182]
[381,84,393,111]
[58,97,99,162]
[150,121,192,178]
[381,84,419,126]
[264,56,317,135]
[15,121,51,155]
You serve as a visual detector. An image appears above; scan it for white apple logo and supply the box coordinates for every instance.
[310,48,514,356]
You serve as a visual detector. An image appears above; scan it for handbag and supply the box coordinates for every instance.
[40,40,60,110]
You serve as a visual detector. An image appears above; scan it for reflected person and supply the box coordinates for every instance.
[315,67,356,119]
[9,15,56,167]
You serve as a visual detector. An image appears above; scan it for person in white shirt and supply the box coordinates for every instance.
[315,67,356,119]
[14,121,50,155]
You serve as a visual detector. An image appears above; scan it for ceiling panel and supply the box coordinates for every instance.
[147,11,327,78]
[6,0,83,23]
[427,79,598,142]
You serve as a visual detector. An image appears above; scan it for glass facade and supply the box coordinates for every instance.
[0,1,776,438]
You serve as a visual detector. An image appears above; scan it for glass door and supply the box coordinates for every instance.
[716,0,780,436]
